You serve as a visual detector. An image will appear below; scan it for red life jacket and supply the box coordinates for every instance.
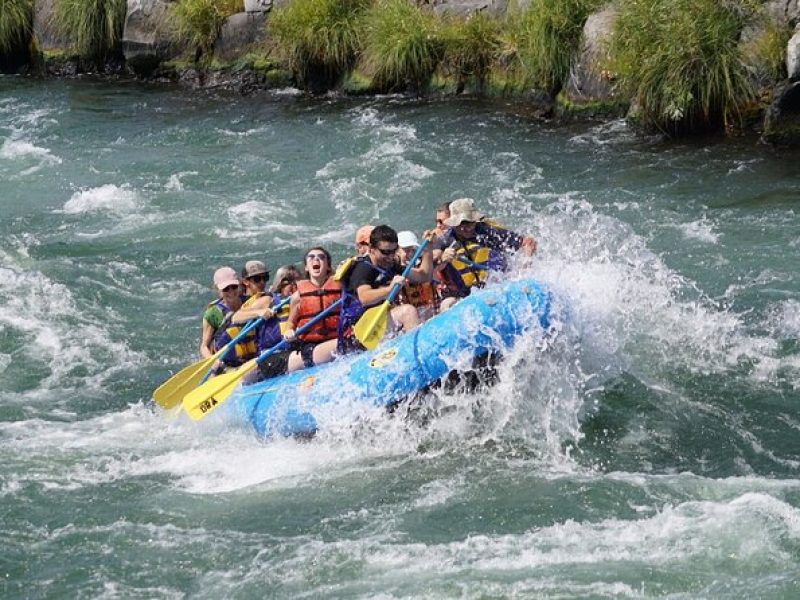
[296,278,342,343]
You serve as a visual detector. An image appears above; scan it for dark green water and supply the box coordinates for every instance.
[2,78,799,598]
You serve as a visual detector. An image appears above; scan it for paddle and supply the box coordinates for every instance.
[152,296,289,410]
[353,240,429,350]
[182,297,344,421]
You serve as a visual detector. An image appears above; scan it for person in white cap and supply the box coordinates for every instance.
[397,230,440,321]
[434,197,537,310]
[199,266,257,372]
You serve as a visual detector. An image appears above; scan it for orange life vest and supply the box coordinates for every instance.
[402,281,439,310]
[296,278,342,343]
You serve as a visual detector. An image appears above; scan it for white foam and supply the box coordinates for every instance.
[165,171,198,191]
[678,217,720,244]
[59,184,140,215]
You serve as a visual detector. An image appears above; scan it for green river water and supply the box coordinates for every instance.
[1,78,800,598]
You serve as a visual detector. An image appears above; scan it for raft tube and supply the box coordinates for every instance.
[226,278,551,438]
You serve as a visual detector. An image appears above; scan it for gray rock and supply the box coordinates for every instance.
[564,4,618,103]
[430,0,508,18]
[34,0,73,51]
[214,12,268,62]
[122,0,177,75]
[789,26,800,79]
[762,78,800,144]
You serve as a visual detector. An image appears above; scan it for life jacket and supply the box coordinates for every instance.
[400,257,439,311]
[242,291,266,309]
[252,294,292,353]
[296,278,342,343]
[442,234,507,297]
[273,293,292,334]
[337,257,395,353]
[211,297,258,366]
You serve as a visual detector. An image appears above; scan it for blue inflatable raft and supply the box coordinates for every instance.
[225,278,551,438]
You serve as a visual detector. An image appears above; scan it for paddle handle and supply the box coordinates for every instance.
[255,297,344,366]
[386,239,430,305]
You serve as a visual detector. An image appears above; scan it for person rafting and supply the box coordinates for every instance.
[240,260,270,305]
[340,225,433,345]
[397,230,440,322]
[200,266,257,372]
[283,247,343,372]
[435,198,537,311]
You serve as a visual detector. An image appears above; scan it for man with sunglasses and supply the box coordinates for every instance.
[434,198,537,310]
[343,224,433,341]
[240,260,269,303]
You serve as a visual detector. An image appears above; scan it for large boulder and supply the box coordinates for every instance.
[123,0,177,76]
[762,78,800,144]
[431,0,509,18]
[789,26,800,79]
[214,12,269,62]
[564,4,618,103]
[34,0,73,52]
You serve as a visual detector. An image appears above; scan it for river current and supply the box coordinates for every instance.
[1,78,799,598]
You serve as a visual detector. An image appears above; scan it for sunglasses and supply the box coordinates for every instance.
[375,246,398,256]
[456,220,476,227]
[306,253,328,261]
[279,278,296,288]
[221,284,239,293]
[247,274,268,283]
[436,219,445,225]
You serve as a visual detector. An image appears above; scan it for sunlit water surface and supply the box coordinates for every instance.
[2,78,799,598]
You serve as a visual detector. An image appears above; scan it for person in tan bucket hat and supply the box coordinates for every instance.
[434,197,537,311]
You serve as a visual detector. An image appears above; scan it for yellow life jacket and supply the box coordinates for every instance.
[210,298,258,366]
[451,241,491,288]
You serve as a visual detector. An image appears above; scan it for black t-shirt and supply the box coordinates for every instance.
[347,259,401,304]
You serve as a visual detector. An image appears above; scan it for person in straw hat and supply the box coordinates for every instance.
[434,197,537,311]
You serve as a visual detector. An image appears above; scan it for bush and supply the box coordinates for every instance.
[170,0,234,62]
[269,0,370,90]
[441,12,501,93]
[361,0,442,93]
[0,0,33,57]
[502,0,598,97]
[609,0,757,134]
[53,0,126,64]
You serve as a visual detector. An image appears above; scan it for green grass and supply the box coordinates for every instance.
[170,0,231,62]
[608,0,757,134]
[440,12,501,93]
[502,0,599,97]
[268,0,370,90]
[53,0,126,64]
[361,0,442,93]
[0,0,32,56]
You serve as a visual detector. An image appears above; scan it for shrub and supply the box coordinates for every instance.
[269,0,370,90]
[170,0,233,62]
[609,0,757,134]
[441,11,501,93]
[0,0,33,57]
[502,0,598,97]
[361,0,442,93]
[53,0,126,64]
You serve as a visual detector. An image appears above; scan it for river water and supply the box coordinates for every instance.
[1,78,799,598]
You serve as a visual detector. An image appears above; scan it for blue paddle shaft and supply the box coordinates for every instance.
[255,297,344,366]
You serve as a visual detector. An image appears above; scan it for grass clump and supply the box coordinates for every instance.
[53,0,126,65]
[441,12,501,93]
[609,0,757,134]
[502,0,599,97]
[0,0,33,57]
[171,0,237,62]
[361,0,442,93]
[268,0,370,91]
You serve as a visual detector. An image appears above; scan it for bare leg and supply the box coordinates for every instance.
[439,297,458,312]
[390,303,420,332]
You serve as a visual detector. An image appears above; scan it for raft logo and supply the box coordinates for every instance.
[369,348,398,369]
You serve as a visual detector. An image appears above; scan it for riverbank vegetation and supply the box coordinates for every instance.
[0,0,32,57]
[53,0,126,66]
[1,0,796,138]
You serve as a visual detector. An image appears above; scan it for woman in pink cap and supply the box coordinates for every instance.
[199,266,256,372]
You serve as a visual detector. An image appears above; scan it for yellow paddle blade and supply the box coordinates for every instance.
[152,355,217,410]
[182,359,257,421]
[353,302,390,350]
